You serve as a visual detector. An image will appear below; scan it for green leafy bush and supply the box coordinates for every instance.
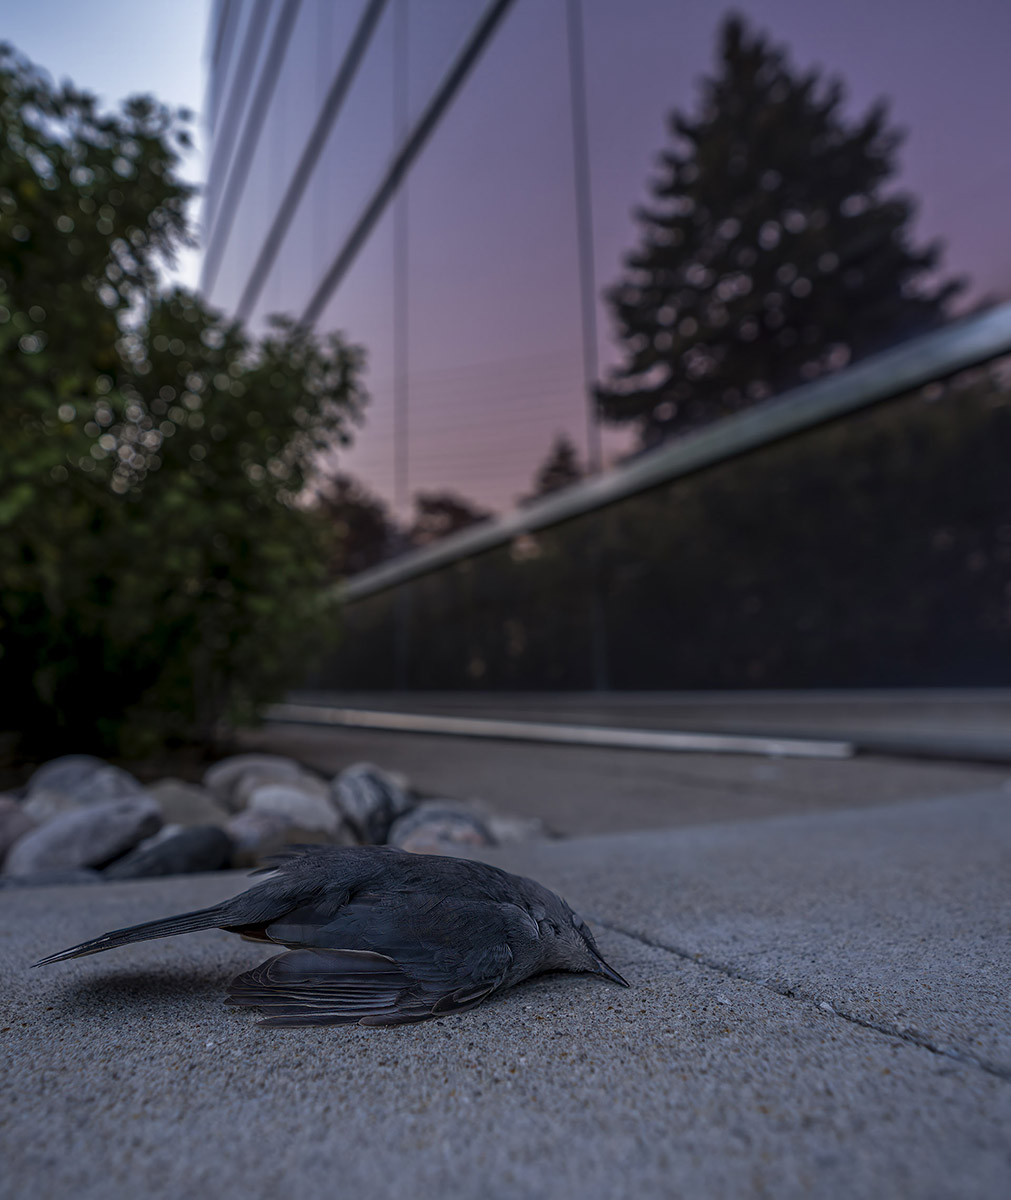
[0,45,365,753]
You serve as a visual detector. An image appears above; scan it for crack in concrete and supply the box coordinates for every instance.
[592,916,1011,1085]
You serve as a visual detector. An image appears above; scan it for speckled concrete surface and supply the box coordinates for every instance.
[3,790,1010,1200]
[475,788,1011,1076]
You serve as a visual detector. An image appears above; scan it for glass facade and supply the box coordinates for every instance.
[201,1,1011,690]
[316,361,1011,689]
[203,0,1011,520]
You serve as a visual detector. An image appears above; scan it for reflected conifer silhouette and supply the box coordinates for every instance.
[598,15,965,447]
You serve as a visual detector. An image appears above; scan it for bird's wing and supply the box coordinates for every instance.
[224,947,500,1027]
[227,893,524,1027]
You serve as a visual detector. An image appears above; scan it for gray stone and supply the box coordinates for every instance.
[23,764,146,820]
[225,809,330,869]
[331,762,412,844]
[3,796,163,876]
[23,788,85,823]
[485,812,550,844]
[0,795,37,864]
[104,826,235,880]
[129,824,185,854]
[387,801,495,855]
[25,754,105,799]
[247,782,342,837]
[232,767,326,812]
[74,765,147,805]
[148,780,231,828]
[203,754,304,809]
[457,796,550,843]
[292,771,330,799]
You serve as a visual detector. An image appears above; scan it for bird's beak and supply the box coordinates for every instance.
[592,953,629,987]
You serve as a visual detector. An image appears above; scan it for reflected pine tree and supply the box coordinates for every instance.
[597,15,965,448]
[522,433,584,504]
[314,472,396,577]
[409,490,491,548]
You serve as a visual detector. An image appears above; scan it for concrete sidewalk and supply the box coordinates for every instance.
[243,718,1011,836]
[3,789,1010,1199]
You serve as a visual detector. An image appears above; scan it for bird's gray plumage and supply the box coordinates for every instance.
[34,845,628,1026]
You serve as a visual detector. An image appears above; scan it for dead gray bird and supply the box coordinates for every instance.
[34,845,628,1026]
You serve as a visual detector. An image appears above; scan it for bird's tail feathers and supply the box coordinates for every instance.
[33,903,230,967]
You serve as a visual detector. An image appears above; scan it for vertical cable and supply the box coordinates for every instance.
[565,0,603,475]
[566,0,608,690]
[393,0,411,689]
[312,0,333,273]
[393,0,410,520]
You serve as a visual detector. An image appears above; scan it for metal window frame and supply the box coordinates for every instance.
[202,0,304,296]
[210,0,238,71]
[204,0,273,220]
[235,0,389,322]
[300,0,518,327]
[341,301,1011,603]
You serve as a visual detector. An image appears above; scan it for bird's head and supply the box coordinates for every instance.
[539,905,629,986]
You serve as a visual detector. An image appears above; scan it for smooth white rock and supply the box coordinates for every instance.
[4,795,163,876]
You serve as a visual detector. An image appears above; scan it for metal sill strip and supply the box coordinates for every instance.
[341,301,1011,603]
[264,702,854,760]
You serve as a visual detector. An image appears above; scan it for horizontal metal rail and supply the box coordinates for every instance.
[341,301,1011,602]
[266,702,855,759]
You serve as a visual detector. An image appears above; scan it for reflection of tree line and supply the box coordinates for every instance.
[315,433,584,578]
[320,13,969,566]
[313,476,490,578]
[325,367,1011,690]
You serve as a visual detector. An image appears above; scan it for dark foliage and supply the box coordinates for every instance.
[0,45,365,753]
[314,472,396,577]
[523,433,584,503]
[408,490,491,549]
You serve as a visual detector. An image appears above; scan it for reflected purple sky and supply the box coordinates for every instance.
[316,0,1011,510]
[9,1,1011,512]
